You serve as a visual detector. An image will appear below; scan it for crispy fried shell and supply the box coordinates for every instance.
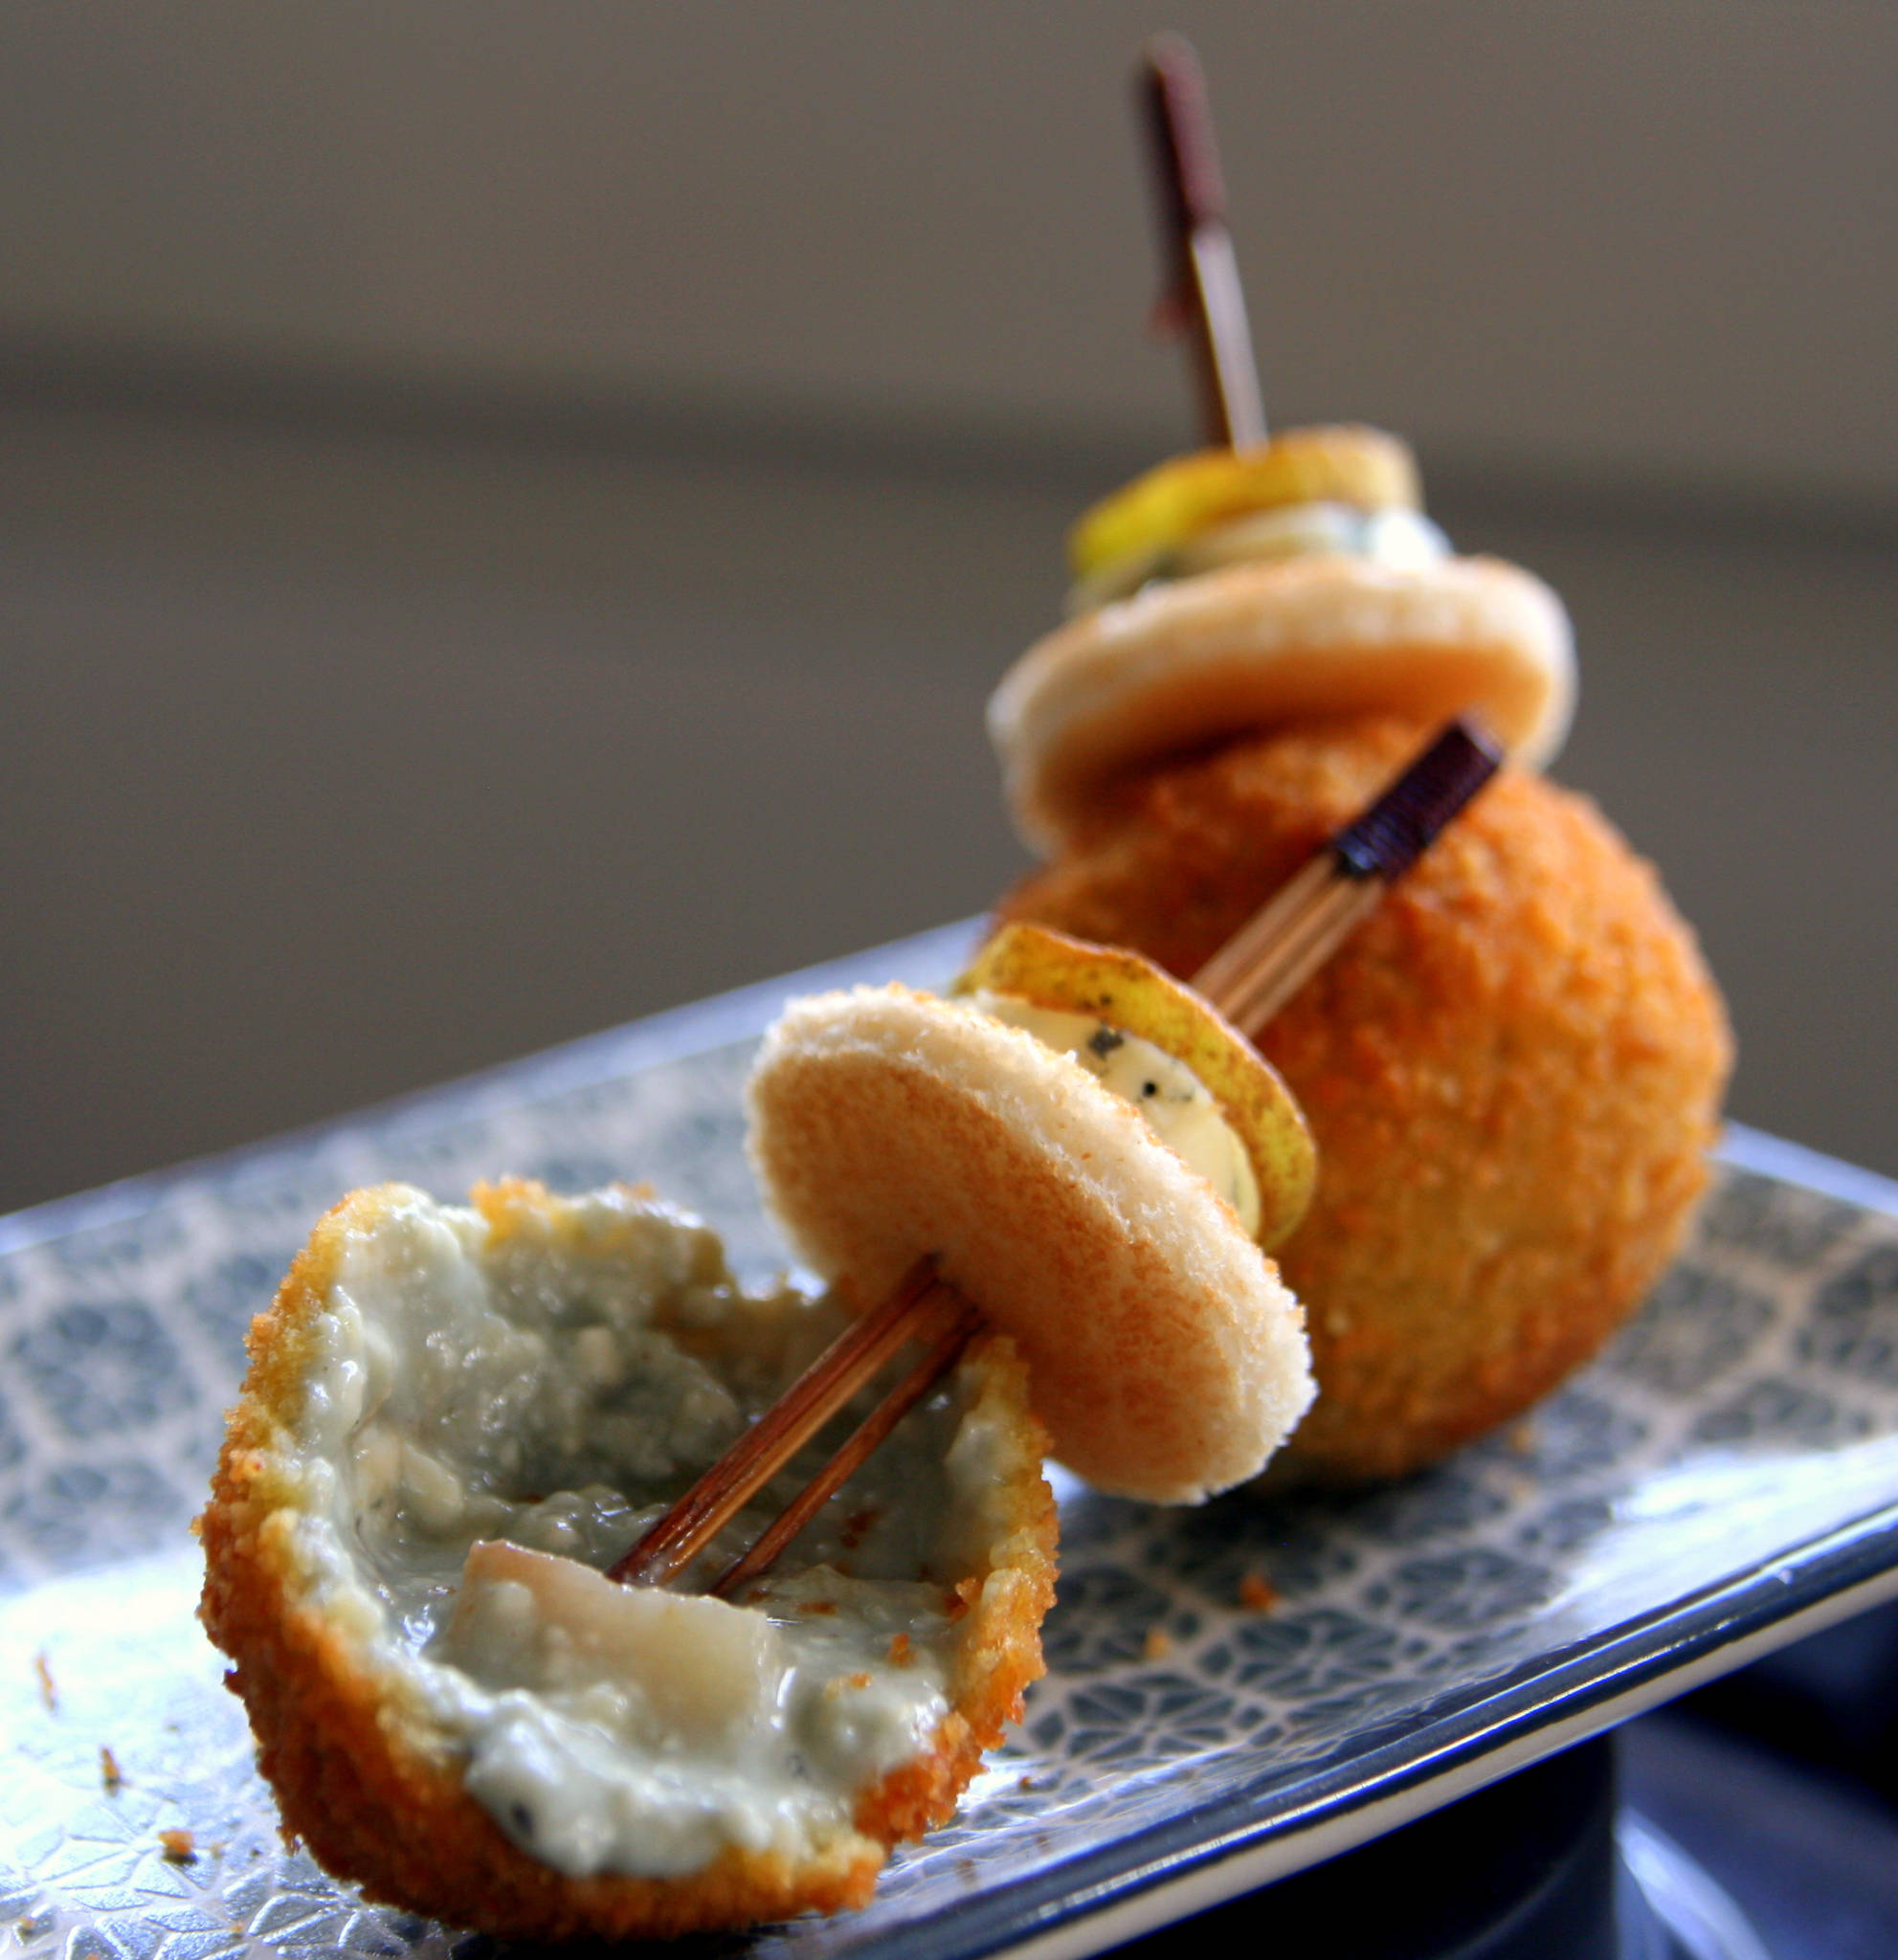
[200,1182,1056,1939]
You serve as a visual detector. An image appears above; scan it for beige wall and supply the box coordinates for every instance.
[2,3,1894,501]
[1,8,1893,1212]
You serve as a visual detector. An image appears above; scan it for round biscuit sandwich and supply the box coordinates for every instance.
[991,429,1576,857]
[747,947,1318,1506]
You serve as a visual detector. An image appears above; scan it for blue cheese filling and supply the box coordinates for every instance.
[968,991,1262,1237]
[278,1188,1012,1881]
[1065,501,1450,616]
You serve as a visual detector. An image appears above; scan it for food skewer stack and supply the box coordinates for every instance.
[990,35,1732,1483]
[196,34,1731,1946]
[200,712,1496,1937]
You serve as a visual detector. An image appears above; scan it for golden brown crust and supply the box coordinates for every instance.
[858,1333,1057,1842]
[995,718,1733,1481]
[199,1185,1056,1940]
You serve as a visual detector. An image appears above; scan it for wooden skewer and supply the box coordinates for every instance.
[608,1257,953,1587]
[1193,858,1382,1036]
[710,1297,983,1600]
[1194,719,1505,1029]
[618,720,1501,1593]
[1138,34,1267,450]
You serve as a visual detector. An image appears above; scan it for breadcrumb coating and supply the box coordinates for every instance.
[200,1183,1057,1940]
[996,717,1731,1481]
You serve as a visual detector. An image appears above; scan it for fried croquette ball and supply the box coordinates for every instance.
[994,717,1732,1481]
[200,1181,1056,1940]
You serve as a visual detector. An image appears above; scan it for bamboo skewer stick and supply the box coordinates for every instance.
[607,1257,953,1587]
[618,721,1500,1594]
[1192,855,1373,1030]
[710,1298,984,1600]
[1194,720,1504,1031]
[1138,34,1266,450]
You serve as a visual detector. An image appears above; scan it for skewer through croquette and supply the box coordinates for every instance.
[996,715,1732,1482]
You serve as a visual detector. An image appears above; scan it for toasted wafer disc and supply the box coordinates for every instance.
[746,986,1314,1503]
[199,1181,1056,1940]
[991,554,1574,857]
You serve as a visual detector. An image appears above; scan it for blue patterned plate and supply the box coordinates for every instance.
[5,922,1897,1960]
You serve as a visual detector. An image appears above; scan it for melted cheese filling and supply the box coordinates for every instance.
[1065,500,1450,615]
[278,1188,1014,1881]
[970,992,1262,1236]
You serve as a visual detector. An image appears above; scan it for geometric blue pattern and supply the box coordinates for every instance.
[3,923,1896,1960]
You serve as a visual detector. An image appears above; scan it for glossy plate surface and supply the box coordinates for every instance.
[3,922,1896,1960]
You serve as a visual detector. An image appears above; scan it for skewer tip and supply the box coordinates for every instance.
[1132,33,1266,450]
[1137,34,1226,233]
[1333,718,1505,883]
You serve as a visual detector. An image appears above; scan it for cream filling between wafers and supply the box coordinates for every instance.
[1066,501,1449,616]
[970,991,1262,1237]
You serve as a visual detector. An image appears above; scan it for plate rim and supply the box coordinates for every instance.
[827,1502,1898,1960]
[3,918,1895,1960]
[3,916,1889,1261]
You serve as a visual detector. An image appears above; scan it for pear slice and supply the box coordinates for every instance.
[957,922,1316,1250]
[1067,425,1421,581]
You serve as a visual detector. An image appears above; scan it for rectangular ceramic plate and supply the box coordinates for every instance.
[5,921,1898,1960]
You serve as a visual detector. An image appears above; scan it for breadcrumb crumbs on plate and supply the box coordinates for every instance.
[158,1830,196,1864]
[32,1652,56,1712]
[100,1748,123,1793]
[1239,1573,1278,1613]
[1142,1627,1173,1661]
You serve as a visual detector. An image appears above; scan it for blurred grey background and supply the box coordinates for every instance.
[1,3,1893,1214]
